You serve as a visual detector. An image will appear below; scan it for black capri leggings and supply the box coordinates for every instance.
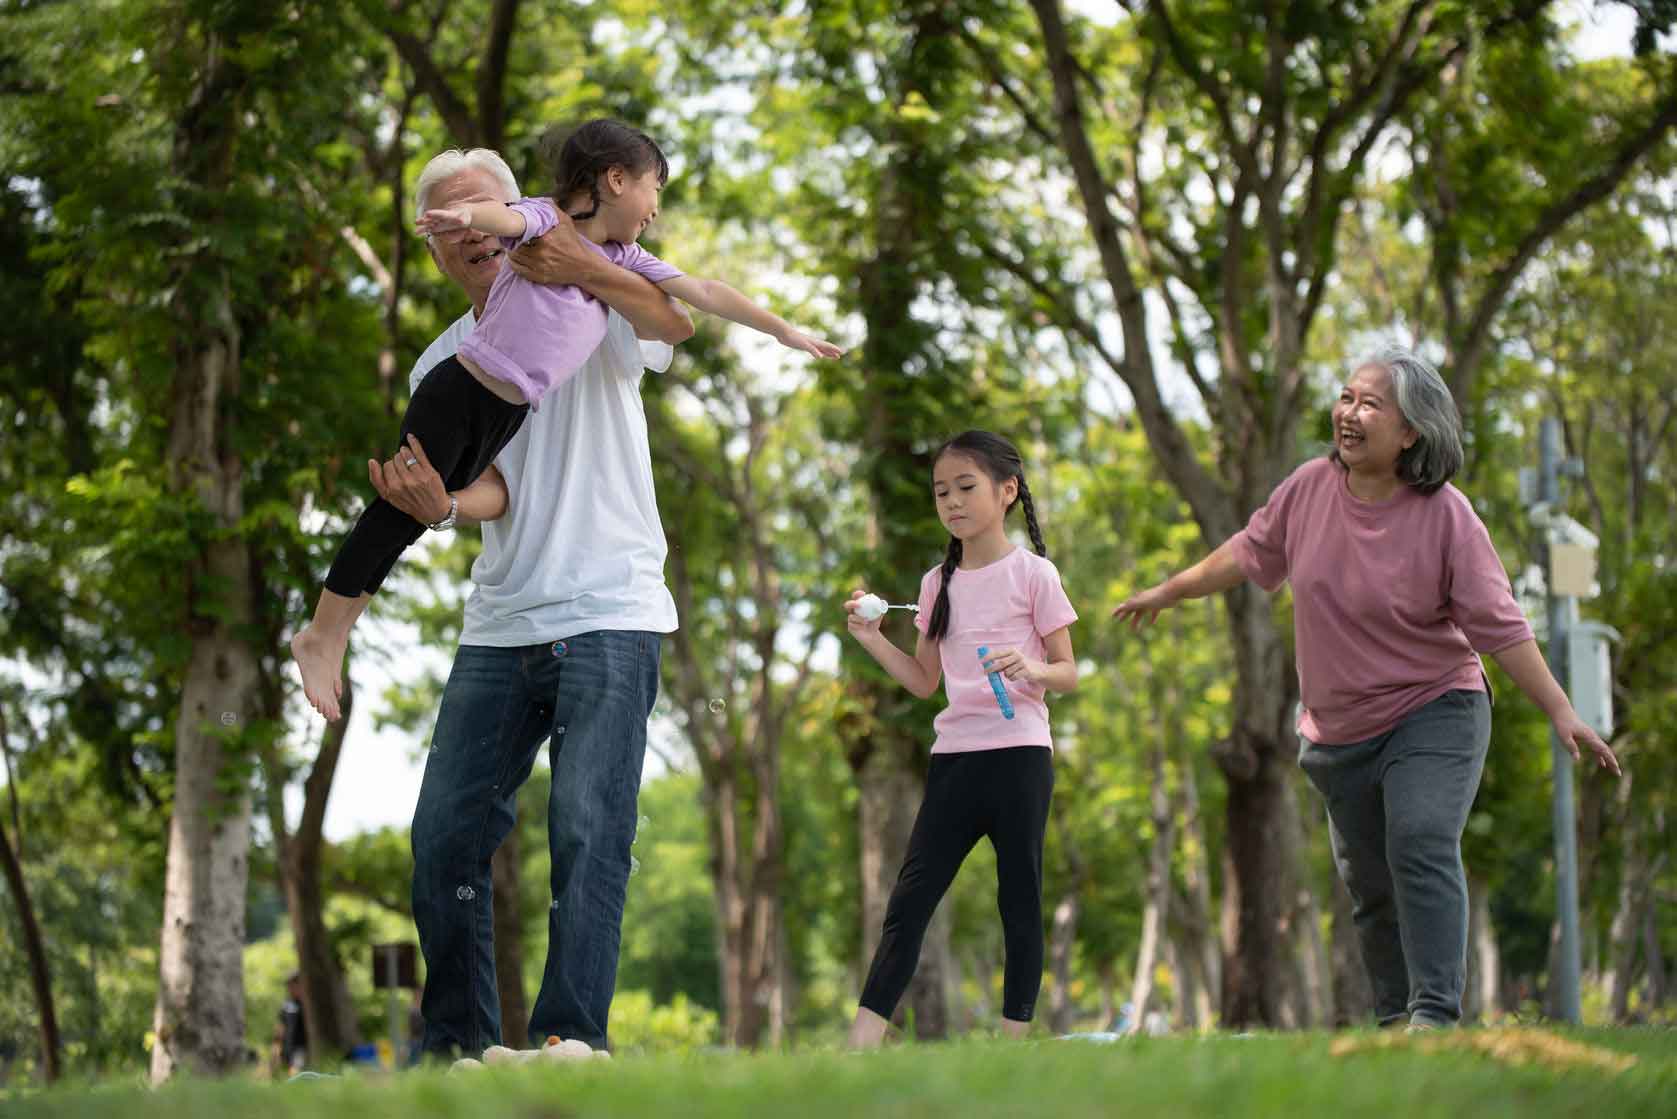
[859,745,1054,1024]
[323,356,528,598]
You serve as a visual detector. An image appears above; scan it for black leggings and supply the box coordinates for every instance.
[859,746,1054,1023]
[324,356,529,597]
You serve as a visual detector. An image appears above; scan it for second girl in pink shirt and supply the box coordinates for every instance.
[842,429,1079,1048]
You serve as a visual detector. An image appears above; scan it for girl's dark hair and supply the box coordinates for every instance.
[539,118,669,222]
[926,430,1046,642]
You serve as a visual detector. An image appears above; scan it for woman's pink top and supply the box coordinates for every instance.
[1229,457,1533,745]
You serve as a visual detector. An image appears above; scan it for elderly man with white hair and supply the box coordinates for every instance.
[1115,344,1619,1031]
[368,147,692,1060]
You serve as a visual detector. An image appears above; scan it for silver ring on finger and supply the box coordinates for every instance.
[405,458,418,467]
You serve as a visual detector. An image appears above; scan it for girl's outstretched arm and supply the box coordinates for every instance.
[657,275,843,358]
[416,200,526,240]
[1113,538,1247,629]
[844,589,941,698]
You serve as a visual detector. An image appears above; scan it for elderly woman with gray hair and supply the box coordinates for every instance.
[1114,345,1619,1030]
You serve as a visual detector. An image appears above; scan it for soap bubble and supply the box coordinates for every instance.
[629,855,641,878]
[707,698,727,715]
[633,815,649,844]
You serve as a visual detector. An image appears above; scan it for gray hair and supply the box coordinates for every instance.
[1342,344,1464,494]
[412,148,519,217]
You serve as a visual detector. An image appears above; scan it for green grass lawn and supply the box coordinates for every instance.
[8,1029,1676,1118]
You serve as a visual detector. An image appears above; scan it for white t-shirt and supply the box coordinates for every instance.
[409,309,679,645]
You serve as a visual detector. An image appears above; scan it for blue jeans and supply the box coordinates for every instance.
[1298,688,1492,1027]
[410,631,661,1056]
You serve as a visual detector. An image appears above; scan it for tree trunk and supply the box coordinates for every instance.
[151,254,259,1086]
[1293,876,1331,1028]
[857,751,951,1038]
[1175,736,1221,1022]
[708,767,745,1046]
[266,677,361,1063]
[736,732,787,1050]
[152,621,257,1081]
[1603,771,1642,1023]
[1097,959,1117,1030]
[1216,585,1306,1028]
[1127,739,1175,1032]
[0,808,59,1081]
[149,11,278,1082]
[1291,796,1332,1027]
[491,832,527,1048]
[1327,870,1372,1027]
[1642,899,1667,1012]
[1464,874,1500,1024]
[968,948,996,1023]
[1046,891,1080,1035]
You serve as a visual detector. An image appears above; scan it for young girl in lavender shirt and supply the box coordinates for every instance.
[1115,345,1619,1030]
[842,430,1079,1048]
[293,119,841,721]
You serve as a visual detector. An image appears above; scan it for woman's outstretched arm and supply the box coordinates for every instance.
[1112,538,1248,629]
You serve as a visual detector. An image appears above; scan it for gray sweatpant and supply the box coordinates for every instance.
[1299,688,1492,1027]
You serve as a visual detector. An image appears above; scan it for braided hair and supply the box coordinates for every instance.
[539,118,669,223]
[925,430,1047,642]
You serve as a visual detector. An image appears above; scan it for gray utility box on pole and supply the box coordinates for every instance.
[1567,620,1618,739]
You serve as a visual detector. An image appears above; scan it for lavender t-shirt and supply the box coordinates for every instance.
[1229,456,1533,745]
[913,547,1079,754]
[458,197,683,409]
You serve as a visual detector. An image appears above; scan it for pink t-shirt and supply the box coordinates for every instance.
[1229,456,1533,745]
[913,547,1079,754]
[459,197,684,409]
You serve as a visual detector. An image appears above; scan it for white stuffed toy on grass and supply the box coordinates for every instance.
[472,1036,610,1067]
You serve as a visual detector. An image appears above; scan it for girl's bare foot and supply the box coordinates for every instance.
[846,1007,889,1050]
[290,626,346,721]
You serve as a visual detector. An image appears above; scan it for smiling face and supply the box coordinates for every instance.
[424,167,514,309]
[1332,363,1417,479]
[599,165,663,243]
[932,451,1017,542]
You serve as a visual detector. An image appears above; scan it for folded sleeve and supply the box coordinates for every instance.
[1030,558,1079,638]
[503,196,559,249]
[1443,490,1535,653]
[1228,462,1311,592]
[914,566,942,635]
[611,241,686,285]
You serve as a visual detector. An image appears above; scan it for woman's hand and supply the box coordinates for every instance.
[844,588,882,640]
[980,647,1048,685]
[1553,711,1622,777]
[1112,581,1178,630]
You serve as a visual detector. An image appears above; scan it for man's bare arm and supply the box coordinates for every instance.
[507,211,694,344]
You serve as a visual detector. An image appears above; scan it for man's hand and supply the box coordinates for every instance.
[507,209,601,287]
[369,434,451,525]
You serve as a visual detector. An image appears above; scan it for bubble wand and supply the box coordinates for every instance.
[854,593,918,622]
